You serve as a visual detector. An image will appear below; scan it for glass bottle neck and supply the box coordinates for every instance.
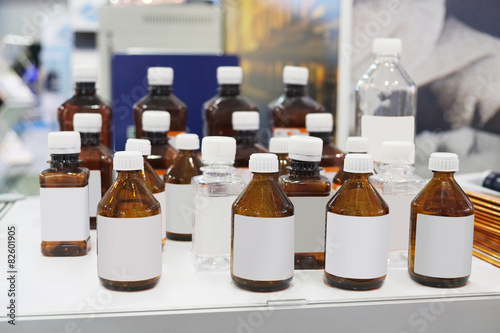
[201,163,235,179]
[235,130,259,144]
[308,131,333,143]
[431,171,455,181]
[219,84,240,96]
[289,159,321,178]
[116,170,143,180]
[284,84,306,97]
[251,173,277,182]
[374,54,400,64]
[150,85,172,95]
[178,150,197,158]
[346,172,372,182]
[75,82,96,96]
[50,153,80,169]
[80,132,101,146]
[144,131,169,145]
[381,163,413,175]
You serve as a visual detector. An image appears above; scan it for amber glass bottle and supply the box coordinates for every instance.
[164,133,203,241]
[332,136,369,191]
[269,137,290,180]
[409,153,474,288]
[325,154,389,290]
[39,132,90,256]
[232,153,294,292]
[97,151,162,291]
[134,67,187,139]
[203,66,258,137]
[74,113,113,229]
[280,135,331,269]
[57,64,113,149]
[142,110,178,176]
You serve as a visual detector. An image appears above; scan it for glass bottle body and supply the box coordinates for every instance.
[143,131,178,177]
[234,130,269,182]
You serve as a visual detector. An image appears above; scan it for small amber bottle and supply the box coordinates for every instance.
[142,110,178,176]
[232,153,294,292]
[39,131,90,256]
[164,133,203,241]
[133,67,187,139]
[57,64,113,149]
[126,138,167,246]
[325,154,389,290]
[332,136,369,191]
[269,137,290,180]
[97,151,162,291]
[409,153,474,288]
[74,113,113,229]
[279,135,331,269]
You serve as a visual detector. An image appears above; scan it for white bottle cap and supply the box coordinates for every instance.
[249,153,278,173]
[48,131,81,154]
[288,135,322,162]
[217,66,243,85]
[147,67,173,86]
[381,141,415,164]
[175,133,199,150]
[372,38,402,55]
[73,113,102,133]
[201,136,236,164]
[346,136,369,153]
[283,66,308,85]
[305,113,333,133]
[113,151,143,171]
[269,137,290,154]
[428,152,459,172]
[232,111,259,131]
[125,138,151,156]
[73,64,97,83]
[343,153,373,173]
[142,111,170,132]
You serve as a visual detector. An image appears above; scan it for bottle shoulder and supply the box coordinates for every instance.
[164,155,203,184]
[39,167,89,187]
[206,95,258,110]
[233,179,293,217]
[272,94,325,111]
[328,179,388,216]
[279,175,331,196]
[134,93,187,110]
[356,61,416,89]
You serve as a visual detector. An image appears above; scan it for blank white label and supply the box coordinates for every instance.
[382,194,414,251]
[414,214,474,278]
[325,212,389,279]
[153,191,166,240]
[40,186,90,242]
[88,170,101,217]
[165,183,193,234]
[289,196,330,253]
[97,215,162,281]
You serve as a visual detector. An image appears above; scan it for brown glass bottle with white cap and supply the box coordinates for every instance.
[269,137,290,180]
[332,136,369,191]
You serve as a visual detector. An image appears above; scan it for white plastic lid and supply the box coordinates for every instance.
[73,64,97,83]
[125,138,151,156]
[113,151,143,171]
[217,66,243,85]
[381,141,415,164]
[346,136,369,153]
[249,153,279,173]
[428,152,459,172]
[232,111,259,131]
[201,136,236,163]
[288,135,322,162]
[343,154,373,173]
[305,113,333,133]
[372,38,402,55]
[269,137,290,154]
[147,67,173,86]
[48,131,81,154]
[175,133,199,150]
[142,111,170,132]
[73,113,102,133]
[283,66,308,85]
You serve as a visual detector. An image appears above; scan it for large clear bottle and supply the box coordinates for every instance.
[355,38,416,169]
[269,137,290,180]
[191,136,246,271]
[332,136,369,191]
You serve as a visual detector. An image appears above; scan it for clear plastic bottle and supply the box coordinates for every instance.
[409,153,474,288]
[355,38,416,170]
[270,66,326,137]
[191,136,246,271]
[332,136,369,191]
[74,113,113,230]
[39,131,90,256]
[269,137,290,180]
[133,67,187,139]
[231,153,294,292]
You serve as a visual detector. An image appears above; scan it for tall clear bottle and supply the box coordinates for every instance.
[332,136,369,191]
[355,38,416,170]
[192,136,246,271]
[269,137,290,179]
[133,67,187,139]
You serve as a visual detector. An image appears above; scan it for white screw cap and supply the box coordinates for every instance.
[343,153,373,173]
[269,137,290,154]
[147,67,173,86]
[217,66,243,85]
[142,111,170,132]
[283,66,308,85]
[232,111,259,131]
[175,133,199,150]
[249,153,278,173]
[48,131,81,154]
[381,141,415,164]
[73,113,102,133]
[346,136,369,153]
[372,38,402,55]
[125,138,151,156]
[288,135,322,162]
[428,152,459,172]
[73,64,97,83]
[113,151,143,171]
[201,136,236,164]
[306,113,333,133]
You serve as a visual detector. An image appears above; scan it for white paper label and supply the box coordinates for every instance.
[88,170,101,217]
[414,214,474,278]
[361,115,415,162]
[235,167,253,184]
[153,191,167,240]
[165,183,193,234]
[97,215,162,281]
[289,196,330,253]
[382,194,414,251]
[40,186,90,241]
[325,212,389,279]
